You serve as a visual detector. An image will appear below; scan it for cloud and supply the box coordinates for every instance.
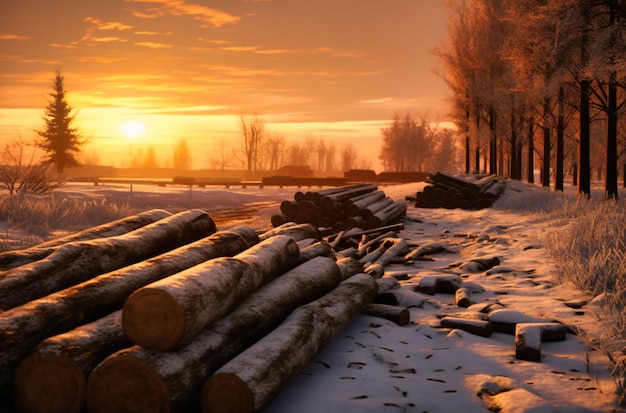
[125,0,240,27]
[0,34,30,41]
[84,17,133,31]
[134,41,174,48]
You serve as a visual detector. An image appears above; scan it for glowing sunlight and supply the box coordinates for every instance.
[119,120,147,139]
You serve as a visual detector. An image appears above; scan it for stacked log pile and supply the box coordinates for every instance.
[271,184,407,231]
[415,172,506,210]
[0,210,387,413]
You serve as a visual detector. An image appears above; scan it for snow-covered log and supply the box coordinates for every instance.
[440,317,494,337]
[87,256,342,413]
[13,310,128,413]
[362,303,410,326]
[297,241,334,265]
[455,287,472,308]
[319,184,378,211]
[0,209,217,311]
[0,227,257,392]
[201,273,379,413]
[335,257,364,281]
[515,323,542,362]
[122,235,300,351]
[258,222,321,242]
[360,197,393,219]
[0,209,172,271]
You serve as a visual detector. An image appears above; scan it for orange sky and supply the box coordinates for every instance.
[0,0,451,172]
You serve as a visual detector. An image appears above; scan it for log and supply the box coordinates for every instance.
[440,317,493,337]
[360,196,394,219]
[0,227,257,393]
[296,241,334,265]
[122,235,300,351]
[319,184,378,211]
[258,222,321,242]
[372,238,408,267]
[455,287,472,308]
[0,209,172,271]
[335,257,364,281]
[362,303,410,326]
[13,310,129,413]
[345,191,386,217]
[366,200,407,229]
[201,273,379,413]
[364,263,385,279]
[355,230,397,258]
[515,323,542,362]
[87,256,343,413]
[0,209,217,311]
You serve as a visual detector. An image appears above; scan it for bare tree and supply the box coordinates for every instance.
[240,114,265,172]
[0,138,62,196]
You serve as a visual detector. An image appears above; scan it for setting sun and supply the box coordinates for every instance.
[120,120,147,139]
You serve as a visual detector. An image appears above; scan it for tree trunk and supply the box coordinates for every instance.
[14,310,129,413]
[489,107,497,175]
[542,126,550,188]
[0,209,171,271]
[0,209,217,311]
[0,227,256,393]
[606,74,619,200]
[526,117,534,183]
[555,86,565,191]
[87,256,344,413]
[201,273,378,413]
[360,197,394,219]
[122,235,300,351]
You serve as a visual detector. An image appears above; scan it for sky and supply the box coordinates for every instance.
[0,0,451,172]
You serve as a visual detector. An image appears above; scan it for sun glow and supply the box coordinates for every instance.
[120,120,147,139]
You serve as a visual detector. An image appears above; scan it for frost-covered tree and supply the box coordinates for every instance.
[36,70,83,174]
[173,139,191,170]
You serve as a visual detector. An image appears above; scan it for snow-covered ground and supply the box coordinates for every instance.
[254,180,624,413]
[23,179,626,412]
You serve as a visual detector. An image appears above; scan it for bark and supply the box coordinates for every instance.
[0,227,256,393]
[455,287,472,308]
[87,256,343,413]
[13,310,129,413]
[335,257,364,281]
[372,238,408,267]
[297,241,334,265]
[362,303,409,326]
[556,86,565,191]
[515,324,542,362]
[201,273,378,413]
[0,209,217,311]
[0,209,172,271]
[527,117,534,184]
[122,235,300,351]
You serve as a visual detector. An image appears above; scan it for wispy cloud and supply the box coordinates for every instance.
[125,0,240,27]
[0,34,30,41]
[134,41,174,48]
[84,17,133,31]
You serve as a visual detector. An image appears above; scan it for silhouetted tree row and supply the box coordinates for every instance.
[436,0,626,199]
[379,113,461,173]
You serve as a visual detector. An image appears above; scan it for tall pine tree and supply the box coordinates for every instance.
[36,70,83,174]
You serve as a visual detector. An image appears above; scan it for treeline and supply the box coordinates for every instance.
[436,0,626,199]
[378,113,461,173]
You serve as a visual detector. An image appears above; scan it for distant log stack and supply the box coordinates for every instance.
[271,184,406,232]
[415,172,506,210]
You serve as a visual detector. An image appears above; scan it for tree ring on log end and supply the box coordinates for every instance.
[86,354,170,413]
[202,373,254,413]
[123,288,185,351]
[14,352,85,413]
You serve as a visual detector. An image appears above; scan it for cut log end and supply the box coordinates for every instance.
[202,373,254,413]
[14,352,85,413]
[123,287,185,351]
[87,354,170,413]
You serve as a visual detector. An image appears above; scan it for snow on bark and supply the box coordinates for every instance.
[0,209,217,310]
[87,256,342,413]
[0,227,256,393]
[258,222,321,242]
[201,273,379,413]
[0,209,172,271]
[122,235,300,351]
